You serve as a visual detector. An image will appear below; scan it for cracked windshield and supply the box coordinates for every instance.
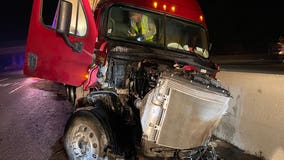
[106,6,209,58]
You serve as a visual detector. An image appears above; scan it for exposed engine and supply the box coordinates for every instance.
[97,48,229,98]
[98,53,170,99]
[85,46,230,159]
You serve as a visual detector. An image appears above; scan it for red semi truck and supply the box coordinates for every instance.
[24,0,230,159]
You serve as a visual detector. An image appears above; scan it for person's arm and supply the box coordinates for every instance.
[143,17,156,40]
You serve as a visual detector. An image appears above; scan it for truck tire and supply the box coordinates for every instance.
[64,110,110,160]
[69,86,76,106]
[65,85,76,106]
[65,85,71,101]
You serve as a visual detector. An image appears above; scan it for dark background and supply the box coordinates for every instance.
[198,0,284,54]
[0,1,33,45]
[1,0,284,55]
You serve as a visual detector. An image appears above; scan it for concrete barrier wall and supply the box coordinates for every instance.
[214,71,284,160]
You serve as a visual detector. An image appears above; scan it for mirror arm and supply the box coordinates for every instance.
[61,34,83,53]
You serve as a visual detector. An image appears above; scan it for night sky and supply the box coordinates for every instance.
[0,1,33,46]
[198,0,284,54]
[1,0,284,54]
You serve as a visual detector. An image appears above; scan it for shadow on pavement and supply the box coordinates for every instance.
[49,137,68,160]
[30,79,67,101]
[213,137,265,160]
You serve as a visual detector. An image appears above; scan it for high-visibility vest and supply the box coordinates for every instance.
[131,15,154,41]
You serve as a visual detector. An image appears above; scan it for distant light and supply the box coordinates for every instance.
[153,2,158,8]
[171,6,176,12]
[199,15,204,22]
[163,4,167,10]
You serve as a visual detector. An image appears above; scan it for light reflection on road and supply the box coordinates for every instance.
[0,75,41,94]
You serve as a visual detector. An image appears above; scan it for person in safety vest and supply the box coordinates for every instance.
[128,11,157,41]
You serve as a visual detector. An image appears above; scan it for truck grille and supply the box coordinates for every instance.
[141,74,230,149]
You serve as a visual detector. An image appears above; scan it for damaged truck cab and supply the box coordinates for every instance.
[24,0,230,159]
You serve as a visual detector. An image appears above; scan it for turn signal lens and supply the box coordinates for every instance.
[199,15,204,22]
[84,74,89,79]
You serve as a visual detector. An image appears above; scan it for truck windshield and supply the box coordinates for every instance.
[106,6,209,58]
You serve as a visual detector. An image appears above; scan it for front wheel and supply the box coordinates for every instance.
[64,111,109,160]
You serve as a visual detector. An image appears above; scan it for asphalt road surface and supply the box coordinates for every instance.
[0,70,71,160]
[0,70,262,160]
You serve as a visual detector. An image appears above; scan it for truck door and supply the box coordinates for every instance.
[24,0,98,86]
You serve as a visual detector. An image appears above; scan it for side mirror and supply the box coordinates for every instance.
[56,0,72,34]
[55,1,82,53]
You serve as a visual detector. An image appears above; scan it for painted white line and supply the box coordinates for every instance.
[12,82,20,86]
[0,83,12,87]
[0,78,8,82]
[9,85,25,94]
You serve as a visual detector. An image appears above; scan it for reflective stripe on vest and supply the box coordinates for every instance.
[131,15,154,40]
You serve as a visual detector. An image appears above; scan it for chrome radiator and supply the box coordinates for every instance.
[139,74,230,149]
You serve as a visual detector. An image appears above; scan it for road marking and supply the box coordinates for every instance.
[0,78,8,82]
[0,83,12,87]
[12,82,19,86]
[9,85,25,94]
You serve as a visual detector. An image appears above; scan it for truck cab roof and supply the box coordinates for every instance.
[98,0,206,26]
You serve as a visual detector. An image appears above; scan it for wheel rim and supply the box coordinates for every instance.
[65,124,108,160]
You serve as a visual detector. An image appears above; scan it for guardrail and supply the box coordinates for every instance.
[0,45,25,55]
[0,44,26,71]
[212,54,284,74]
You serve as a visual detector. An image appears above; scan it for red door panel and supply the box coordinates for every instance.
[24,0,97,87]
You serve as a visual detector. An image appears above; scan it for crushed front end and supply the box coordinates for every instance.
[86,43,231,158]
[76,3,231,159]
